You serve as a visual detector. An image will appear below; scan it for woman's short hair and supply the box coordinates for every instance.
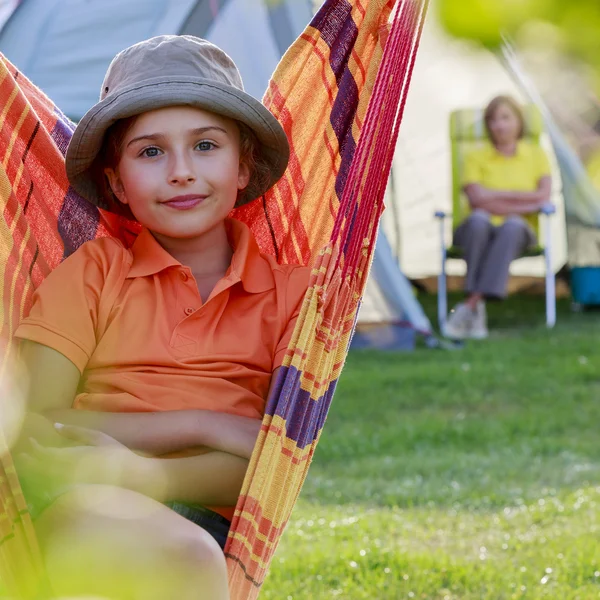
[483,95,525,141]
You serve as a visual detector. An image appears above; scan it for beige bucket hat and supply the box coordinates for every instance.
[65,35,290,210]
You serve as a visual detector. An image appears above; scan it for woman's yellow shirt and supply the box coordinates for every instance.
[463,140,551,228]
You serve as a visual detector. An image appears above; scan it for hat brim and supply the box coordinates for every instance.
[66,76,290,210]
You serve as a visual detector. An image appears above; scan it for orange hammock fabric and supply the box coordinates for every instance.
[0,0,428,597]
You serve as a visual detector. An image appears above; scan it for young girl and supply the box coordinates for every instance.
[15,35,309,600]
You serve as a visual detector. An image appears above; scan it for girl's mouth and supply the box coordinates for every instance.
[162,195,207,210]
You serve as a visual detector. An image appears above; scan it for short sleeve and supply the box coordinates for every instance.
[273,265,311,370]
[14,238,127,373]
[462,149,484,186]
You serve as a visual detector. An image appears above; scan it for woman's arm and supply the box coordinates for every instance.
[464,176,552,215]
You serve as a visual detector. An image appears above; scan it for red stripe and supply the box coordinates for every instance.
[300,33,336,106]
[351,48,367,87]
[355,0,367,18]
[228,495,290,547]
[265,83,311,264]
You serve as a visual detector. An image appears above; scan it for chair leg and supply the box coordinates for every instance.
[543,219,556,328]
[545,261,556,328]
[438,254,448,329]
[436,214,449,330]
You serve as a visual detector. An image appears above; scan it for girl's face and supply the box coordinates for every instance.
[487,102,522,146]
[105,106,250,241]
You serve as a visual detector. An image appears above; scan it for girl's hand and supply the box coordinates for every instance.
[18,424,152,493]
[14,413,73,455]
[200,412,262,459]
[53,422,128,448]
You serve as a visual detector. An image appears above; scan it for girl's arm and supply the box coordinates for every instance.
[464,176,552,215]
[45,406,261,459]
[29,427,251,507]
[21,341,265,459]
[132,450,250,506]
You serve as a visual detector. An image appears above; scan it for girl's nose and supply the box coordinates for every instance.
[169,153,196,185]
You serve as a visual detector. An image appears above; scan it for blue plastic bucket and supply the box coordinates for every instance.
[571,267,600,305]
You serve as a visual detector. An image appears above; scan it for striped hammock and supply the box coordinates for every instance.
[0,0,428,597]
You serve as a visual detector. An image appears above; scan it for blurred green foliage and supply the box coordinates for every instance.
[438,0,600,88]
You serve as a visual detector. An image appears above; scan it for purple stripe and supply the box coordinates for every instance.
[58,188,100,259]
[266,365,339,449]
[332,76,358,200]
[312,0,360,201]
[50,109,76,157]
[312,0,354,74]
[49,111,100,257]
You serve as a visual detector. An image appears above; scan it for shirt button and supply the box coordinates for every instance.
[180,272,189,281]
[184,307,194,316]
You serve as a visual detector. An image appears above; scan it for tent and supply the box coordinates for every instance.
[0,0,19,30]
[499,43,600,273]
[382,6,567,285]
[0,0,313,120]
[0,0,433,349]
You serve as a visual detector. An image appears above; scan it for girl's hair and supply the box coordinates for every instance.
[91,113,272,215]
[236,121,272,206]
[483,95,525,142]
[89,116,137,218]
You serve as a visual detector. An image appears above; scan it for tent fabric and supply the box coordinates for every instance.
[0,0,199,121]
[497,42,600,269]
[358,229,432,332]
[0,0,310,119]
[0,0,20,29]
[0,0,428,597]
[502,43,600,230]
[353,228,432,351]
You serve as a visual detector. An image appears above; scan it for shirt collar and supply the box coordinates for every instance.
[226,218,275,294]
[126,218,275,294]
[487,139,525,159]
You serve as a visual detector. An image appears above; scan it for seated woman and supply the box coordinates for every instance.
[444,95,552,340]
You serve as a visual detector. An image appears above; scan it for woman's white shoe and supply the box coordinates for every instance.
[443,303,474,340]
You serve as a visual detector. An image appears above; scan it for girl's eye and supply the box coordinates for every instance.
[141,147,161,158]
[196,141,216,152]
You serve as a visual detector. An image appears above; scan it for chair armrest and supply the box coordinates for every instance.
[539,203,556,216]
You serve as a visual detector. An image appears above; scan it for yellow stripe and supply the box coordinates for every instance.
[0,84,31,371]
[228,528,270,570]
[0,64,9,94]
[3,103,30,172]
[0,169,15,353]
[0,85,21,171]
[1,225,32,381]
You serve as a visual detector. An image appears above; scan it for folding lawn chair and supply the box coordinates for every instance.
[434,105,557,330]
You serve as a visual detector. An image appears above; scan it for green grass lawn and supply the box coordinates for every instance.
[261,294,600,599]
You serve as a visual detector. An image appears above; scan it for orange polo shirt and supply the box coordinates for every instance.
[15,218,309,518]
